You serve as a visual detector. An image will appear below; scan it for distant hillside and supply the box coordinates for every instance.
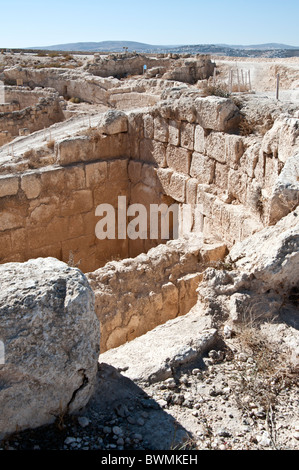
[32,41,169,53]
[217,43,299,50]
[27,41,299,58]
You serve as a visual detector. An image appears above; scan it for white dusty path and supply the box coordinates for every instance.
[213,57,299,101]
[0,112,105,164]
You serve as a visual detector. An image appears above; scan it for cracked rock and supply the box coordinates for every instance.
[0,258,100,440]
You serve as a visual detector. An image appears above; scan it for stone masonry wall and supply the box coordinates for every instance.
[0,94,298,352]
[86,237,227,352]
[125,96,264,246]
[0,160,130,272]
[0,92,64,145]
[86,54,215,84]
[0,159,174,272]
[1,94,298,273]
[125,95,299,245]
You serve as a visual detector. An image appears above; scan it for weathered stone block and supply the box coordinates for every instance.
[64,165,86,190]
[214,162,229,191]
[0,233,12,260]
[190,152,215,184]
[0,258,100,439]
[0,176,19,198]
[178,273,201,316]
[168,120,180,146]
[128,160,142,184]
[242,143,260,179]
[85,161,107,188]
[195,96,240,132]
[154,116,169,143]
[161,282,179,319]
[186,178,198,205]
[62,234,97,272]
[141,164,159,188]
[140,139,167,167]
[166,145,191,175]
[108,159,128,182]
[180,122,195,150]
[0,211,24,232]
[206,132,226,163]
[226,134,244,168]
[143,114,154,139]
[168,172,188,203]
[29,202,58,225]
[228,168,248,204]
[156,168,173,194]
[194,124,205,153]
[60,190,94,216]
[21,173,41,199]
[40,167,65,193]
[10,228,26,253]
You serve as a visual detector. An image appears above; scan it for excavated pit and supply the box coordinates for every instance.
[0,87,298,351]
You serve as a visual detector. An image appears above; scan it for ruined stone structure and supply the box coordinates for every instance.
[0,86,64,145]
[86,53,215,84]
[0,52,298,441]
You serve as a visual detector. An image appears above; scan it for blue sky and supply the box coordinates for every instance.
[0,0,298,48]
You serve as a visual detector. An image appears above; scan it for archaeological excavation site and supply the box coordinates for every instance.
[0,50,298,451]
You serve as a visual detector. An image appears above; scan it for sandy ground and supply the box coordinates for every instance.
[211,56,299,100]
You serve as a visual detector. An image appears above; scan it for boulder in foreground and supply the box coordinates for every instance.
[0,258,100,439]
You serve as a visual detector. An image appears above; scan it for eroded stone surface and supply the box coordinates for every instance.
[0,258,100,439]
[99,309,218,384]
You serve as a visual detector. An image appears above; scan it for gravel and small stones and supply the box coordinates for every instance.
[77,416,90,428]
[1,338,298,451]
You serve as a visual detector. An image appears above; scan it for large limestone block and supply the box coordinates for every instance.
[58,136,94,166]
[194,96,240,132]
[166,145,191,175]
[154,116,169,143]
[229,210,299,293]
[58,133,128,166]
[267,154,299,225]
[194,124,205,153]
[0,176,19,198]
[143,114,154,139]
[205,132,226,163]
[180,122,195,150]
[261,116,299,163]
[168,119,180,146]
[21,173,42,199]
[0,258,100,439]
[99,311,218,384]
[190,152,215,184]
[97,110,128,135]
[168,172,188,203]
[140,139,167,167]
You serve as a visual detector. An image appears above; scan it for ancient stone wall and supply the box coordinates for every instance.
[125,98,262,246]
[86,54,215,84]
[3,68,112,105]
[86,237,227,351]
[0,160,130,272]
[1,95,298,274]
[126,96,299,245]
[0,155,169,272]
[0,89,64,144]
[4,86,50,108]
